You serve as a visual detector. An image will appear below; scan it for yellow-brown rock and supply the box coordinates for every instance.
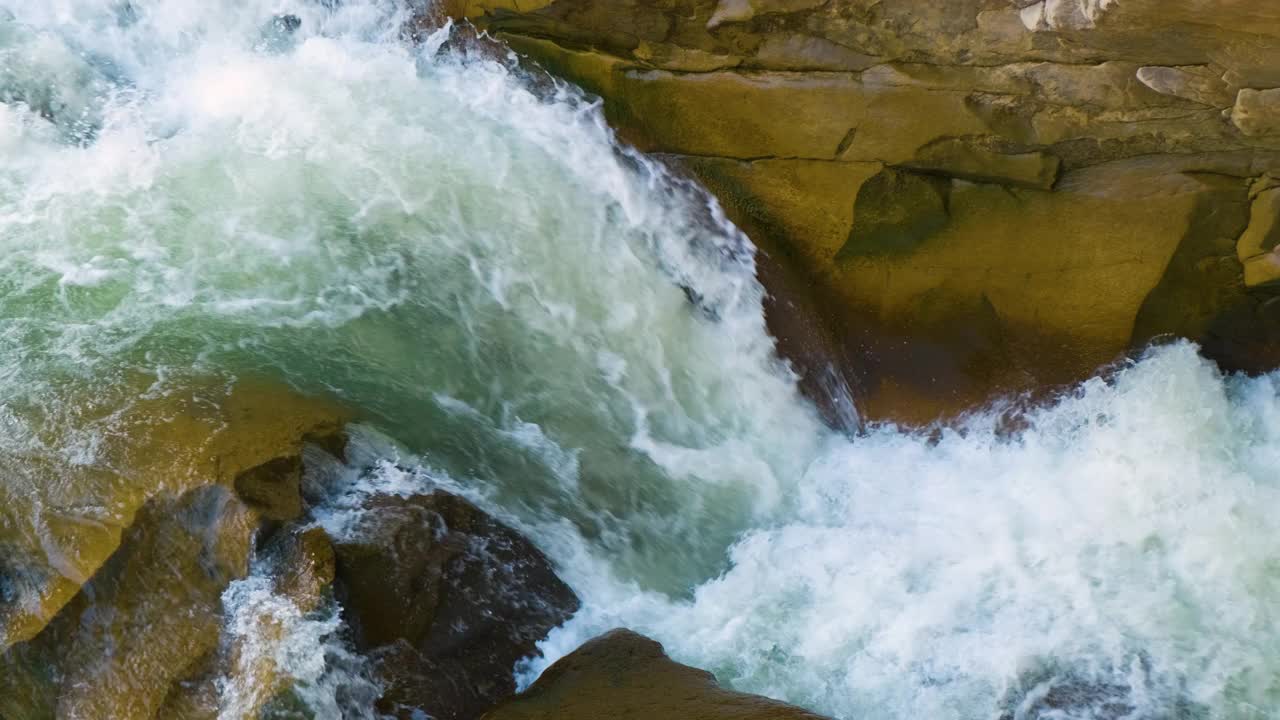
[480,629,830,720]
[1238,181,1280,288]
[0,485,257,720]
[0,378,348,720]
[450,0,1280,421]
[155,526,340,720]
[0,378,347,650]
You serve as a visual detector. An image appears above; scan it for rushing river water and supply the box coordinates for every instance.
[1,1,1278,718]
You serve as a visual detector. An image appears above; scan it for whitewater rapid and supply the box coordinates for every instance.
[0,1,1277,718]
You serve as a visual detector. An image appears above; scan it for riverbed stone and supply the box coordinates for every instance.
[155,525,341,720]
[0,485,258,720]
[480,628,831,720]
[327,489,581,720]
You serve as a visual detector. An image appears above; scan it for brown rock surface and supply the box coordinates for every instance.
[0,485,258,720]
[234,455,306,522]
[328,489,581,720]
[442,0,1280,422]
[0,378,347,649]
[480,628,830,720]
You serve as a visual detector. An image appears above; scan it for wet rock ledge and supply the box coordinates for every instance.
[438,0,1280,423]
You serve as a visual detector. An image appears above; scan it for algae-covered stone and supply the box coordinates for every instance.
[481,629,831,720]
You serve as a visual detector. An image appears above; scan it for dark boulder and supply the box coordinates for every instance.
[327,490,580,720]
[480,628,831,720]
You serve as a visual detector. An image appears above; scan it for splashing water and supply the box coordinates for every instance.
[0,1,1277,719]
[219,570,382,719]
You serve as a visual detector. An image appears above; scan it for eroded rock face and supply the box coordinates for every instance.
[480,628,831,720]
[328,490,581,720]
[443,0,1280,422]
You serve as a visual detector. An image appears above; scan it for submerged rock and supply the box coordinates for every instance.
[328,490,581,720]
[997,662,1209,720]
[235,455,306,522]
[269,525,338,605]
[480,629,831,720]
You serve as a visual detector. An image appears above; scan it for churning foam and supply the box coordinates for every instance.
[0,2,1277,719]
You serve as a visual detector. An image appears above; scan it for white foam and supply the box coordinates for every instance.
[220,574,381,720]
[525,344,1280,718]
